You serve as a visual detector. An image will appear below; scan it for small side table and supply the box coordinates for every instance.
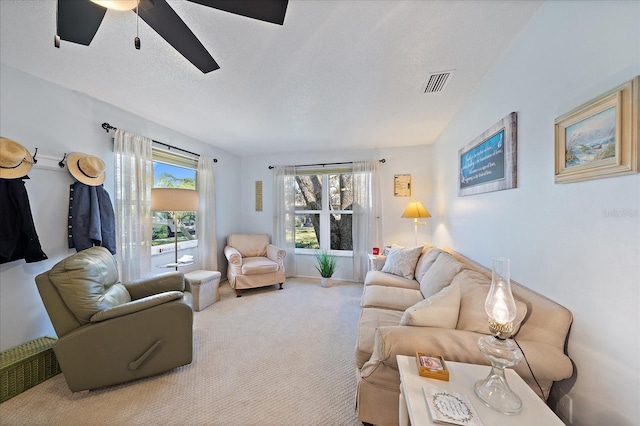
[397,355,564,426]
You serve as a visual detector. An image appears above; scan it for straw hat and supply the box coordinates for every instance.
[0,137,34,179]
[67,152,106,186]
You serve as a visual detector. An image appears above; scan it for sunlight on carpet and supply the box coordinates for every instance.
[0,278,363,426]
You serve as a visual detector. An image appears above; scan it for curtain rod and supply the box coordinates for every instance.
[268,159,385,170]
[101,123,218,163]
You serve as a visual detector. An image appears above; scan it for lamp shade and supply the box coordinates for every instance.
[401,200,431,219]
[151,188,199,212]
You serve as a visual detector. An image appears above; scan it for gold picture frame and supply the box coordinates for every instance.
[554,76,639,184]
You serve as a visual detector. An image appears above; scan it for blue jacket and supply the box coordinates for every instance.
[68,182,116,254]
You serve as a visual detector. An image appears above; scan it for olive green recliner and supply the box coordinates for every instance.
[35,246,194,392]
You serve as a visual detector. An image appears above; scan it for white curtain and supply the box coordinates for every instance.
[352,160,383,282]
[197,155,218,271]
[273,166,296,276]
[113,129,153,282]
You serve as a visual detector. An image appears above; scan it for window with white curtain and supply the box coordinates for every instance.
[151,148,198,255]
[273,160,381,281]
[294,167,353,256]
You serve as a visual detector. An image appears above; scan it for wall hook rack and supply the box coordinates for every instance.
[31,152,68,172]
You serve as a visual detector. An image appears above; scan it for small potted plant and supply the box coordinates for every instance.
[315,249,338,288]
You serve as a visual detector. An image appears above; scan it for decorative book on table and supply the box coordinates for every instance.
[423,387,484,426]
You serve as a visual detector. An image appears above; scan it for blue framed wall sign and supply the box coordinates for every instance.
[458,112,517,196]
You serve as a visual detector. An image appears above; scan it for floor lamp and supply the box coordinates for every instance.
[151,188,199,271]
[401,200,431,247]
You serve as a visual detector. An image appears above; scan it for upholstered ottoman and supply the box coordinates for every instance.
[185,270,221,311]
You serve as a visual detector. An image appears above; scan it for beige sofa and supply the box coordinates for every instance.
[224,234,286,297]
[355,245,573,426]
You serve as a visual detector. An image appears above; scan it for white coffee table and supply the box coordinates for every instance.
[397,355,564,426]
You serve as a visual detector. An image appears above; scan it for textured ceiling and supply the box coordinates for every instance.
[0,0,541,156]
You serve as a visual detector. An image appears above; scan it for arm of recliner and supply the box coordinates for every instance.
[267,244,286,264]
[124,271,185,300]
[90,291,184,322]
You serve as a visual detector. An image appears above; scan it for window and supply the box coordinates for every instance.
[294,171,353,255]
[151,148,198,254]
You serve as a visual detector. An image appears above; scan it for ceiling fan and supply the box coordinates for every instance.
[55,0,289,73]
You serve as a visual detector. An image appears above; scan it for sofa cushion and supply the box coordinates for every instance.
[369,255,387,271]
[364,270,420,290]
[454,269,528,336]
[356,307,404,368]
[381,245,423,280]
[241,257,279,275]
[419,252,463,298]
[383,245,395,255]
[414,247,442,283]
[361,285,423,311]
[400,282,460,328]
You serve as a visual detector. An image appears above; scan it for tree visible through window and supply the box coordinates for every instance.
[295,172,353,253]
[152,152,198,247]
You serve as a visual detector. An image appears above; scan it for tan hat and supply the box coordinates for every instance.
[0,137,34,179]
[67,152,106,186]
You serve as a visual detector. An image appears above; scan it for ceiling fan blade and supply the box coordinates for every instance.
[187,0,288,25]
[138,0,219,73]
[57,0,107,45]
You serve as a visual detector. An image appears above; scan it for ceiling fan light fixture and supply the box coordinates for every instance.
[90,0,138,11]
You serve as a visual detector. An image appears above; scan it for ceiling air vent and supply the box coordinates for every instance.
[422,70,455,93]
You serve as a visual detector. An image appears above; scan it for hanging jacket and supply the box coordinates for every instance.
[0,178,48,264]
[68,181,116,254]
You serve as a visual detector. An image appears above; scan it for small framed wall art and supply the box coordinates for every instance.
[394,174,412,197]
[554,76,639,184]
[458,112,517,197]
[255,180,263,211]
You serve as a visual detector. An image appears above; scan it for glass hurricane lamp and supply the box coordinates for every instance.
[473,257,523,415]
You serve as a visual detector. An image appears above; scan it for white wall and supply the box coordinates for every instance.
[430,2,639,424]
[0,63,241,352]
[239,144,433,280]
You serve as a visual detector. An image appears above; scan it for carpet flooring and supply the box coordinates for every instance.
[0,278,364,426]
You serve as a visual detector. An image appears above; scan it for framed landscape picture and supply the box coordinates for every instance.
[458,112,517,197]
[554,76,639,183]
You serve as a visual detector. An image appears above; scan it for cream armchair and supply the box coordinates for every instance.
[224,234,286,297]
[35,247,193,392]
